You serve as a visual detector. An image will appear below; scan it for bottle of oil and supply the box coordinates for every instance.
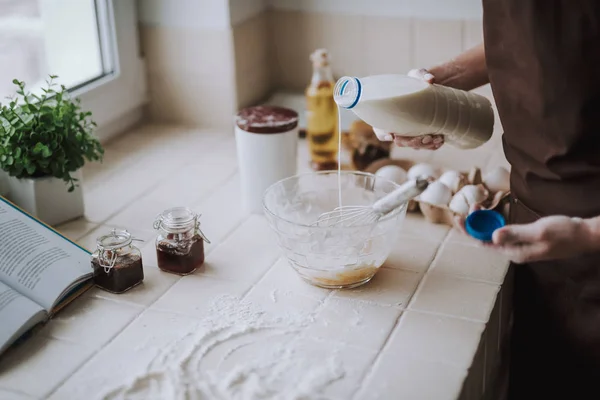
[305,49,338,171]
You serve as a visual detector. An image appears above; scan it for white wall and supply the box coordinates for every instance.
[135,0,485,128]
[137,0,271,28]
[266,0,483,19]
[138,0,231,29]
[138,0,483,29]
[229,0,267,26]
[136,0,239,129]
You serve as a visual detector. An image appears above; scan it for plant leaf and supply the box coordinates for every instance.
[0,75,103,181]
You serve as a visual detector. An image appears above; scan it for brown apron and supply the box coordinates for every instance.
[482,0,600,398]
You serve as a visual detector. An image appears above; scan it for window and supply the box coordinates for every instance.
[0,0,147,139]
[0,0,116,98]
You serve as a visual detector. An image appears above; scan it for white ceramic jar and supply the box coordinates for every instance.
[235,105,299,214]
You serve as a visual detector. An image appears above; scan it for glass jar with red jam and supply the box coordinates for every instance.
[91,229,144,294]
[153,207,210,275]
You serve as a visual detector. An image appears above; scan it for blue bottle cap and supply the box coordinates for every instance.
[464,210,506,242]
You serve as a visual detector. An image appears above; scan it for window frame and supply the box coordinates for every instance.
[72,0,147,141]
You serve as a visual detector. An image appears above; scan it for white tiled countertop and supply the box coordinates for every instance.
[0,125,511,400]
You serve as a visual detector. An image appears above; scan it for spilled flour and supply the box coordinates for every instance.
[96,295,347,400]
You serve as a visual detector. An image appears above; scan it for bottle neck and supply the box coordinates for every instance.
[311,64,334,86]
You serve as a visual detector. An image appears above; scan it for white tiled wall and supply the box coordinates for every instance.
[414,19,464,67]
[137,0,237,130]
[268,11,484,91]
[137,0,485,129]
[229,0,267,26]
[267,0,483,19]
[137,0,231,29]
[233,13,272,108]
[253,0,484,93]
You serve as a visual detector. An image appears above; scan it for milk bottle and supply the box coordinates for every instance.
[333,74,495,149]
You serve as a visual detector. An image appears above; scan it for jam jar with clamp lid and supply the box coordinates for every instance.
[91,229,144,294]
[154,207,210,275]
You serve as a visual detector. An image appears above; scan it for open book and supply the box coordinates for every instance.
[0,197,93,355]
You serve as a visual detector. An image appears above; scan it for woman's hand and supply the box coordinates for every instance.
[389,68,445,150]
[407,68,436,83]
[393,134,445,150]
[454,211,597,263]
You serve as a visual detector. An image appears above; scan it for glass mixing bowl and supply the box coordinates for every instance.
[263,171,407,289]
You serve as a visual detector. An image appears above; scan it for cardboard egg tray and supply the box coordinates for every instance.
[365,158,511,226]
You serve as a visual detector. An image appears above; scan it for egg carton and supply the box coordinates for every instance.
[418,171,510,225]
[365,158,511,226]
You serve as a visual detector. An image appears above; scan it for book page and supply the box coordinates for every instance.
[0,199,92,311]
[0,281,46,355]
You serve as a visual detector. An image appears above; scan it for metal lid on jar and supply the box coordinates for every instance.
[96,229,133,250]
[154,207,196,232]
[235,105,299,134]
[154,207,211,243]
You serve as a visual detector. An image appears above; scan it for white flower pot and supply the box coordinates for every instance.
[0,170,9,197]
[6,169,85,226]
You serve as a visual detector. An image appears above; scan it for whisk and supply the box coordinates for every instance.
[314,177,429,227]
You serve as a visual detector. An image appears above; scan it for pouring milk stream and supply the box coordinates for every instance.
[333,74,495,149]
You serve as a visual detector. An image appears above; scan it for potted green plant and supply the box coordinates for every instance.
[0,76,104,225]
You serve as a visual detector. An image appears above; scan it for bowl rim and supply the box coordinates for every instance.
[261,170,406,229]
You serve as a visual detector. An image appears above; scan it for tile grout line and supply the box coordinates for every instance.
[45,124,505,396]
[329,295,410,310]
[93,204,253,323]
[405,306,497,325]
[84,134,230,226]
[0,386,33,398]
[239,252,285,300]
[47,134,239,397]
[399,228,501,394]
[43,305,149,399]
[83,148,147,192]
[425,269,507,286]
[204,214,252,256]
[350,310,404,400]
[189,170,240,219]
[419,230,512,286]
[90,213,258,374]
[190,168,239,210]
[53,224,101,245]
[350,229,451,399]
[41,130,264,395]
[126,172,245,261]
[404,230,506,322]
[404,229,451,309]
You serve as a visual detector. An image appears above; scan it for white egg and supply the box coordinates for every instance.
[483,167,510,193]
[375,165,408,184]
[456,185,489,206]
[438,170,465,193]
[408,163,438,180]
[418,181,452,206]
[449,192,470,215]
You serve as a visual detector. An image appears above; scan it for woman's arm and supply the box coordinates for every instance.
[428,43,489,91]
[393,43,489,150]
[585,216,600,248]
